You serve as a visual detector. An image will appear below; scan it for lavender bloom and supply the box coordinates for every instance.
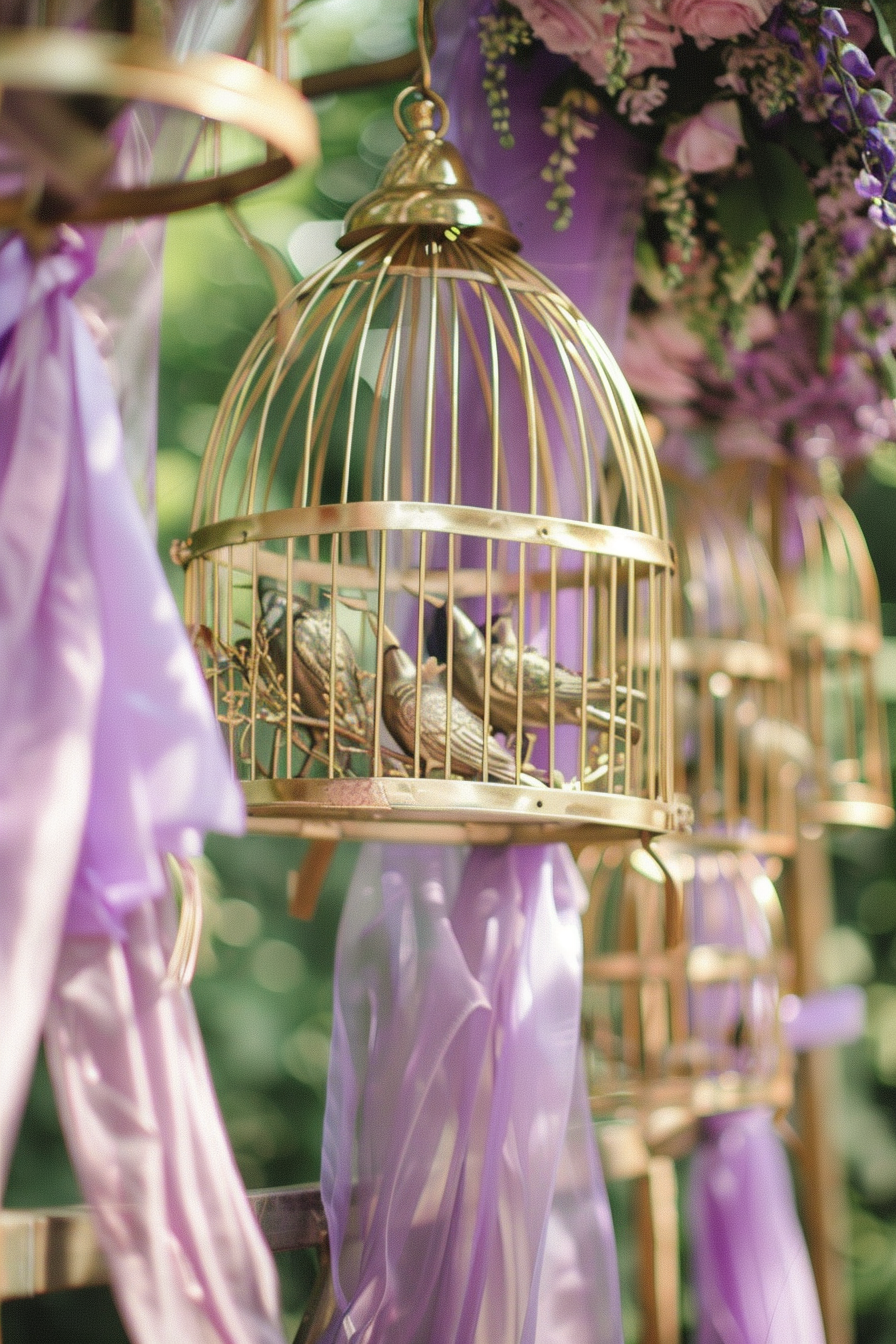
[841,42,875,80]
[820,7,850,38]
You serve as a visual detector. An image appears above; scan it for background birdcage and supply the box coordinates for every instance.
[667,479,809,857]
[780,487,894,830]
[176,90,683,846]
[580,841,793,1151]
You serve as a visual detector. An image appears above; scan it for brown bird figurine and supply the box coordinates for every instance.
[259,577,372,752]
[378,621,544,785]
[428,602,641,739]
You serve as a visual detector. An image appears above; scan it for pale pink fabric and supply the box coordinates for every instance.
[45,897,284,1344]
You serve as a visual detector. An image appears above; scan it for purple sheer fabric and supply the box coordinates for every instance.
[45,896,283,1344]
[688,1109,826,1344]
[681,852,824,1344]
[433,0,646,357]
[0,230,284,1343]
[781,985,866,1052]
[321,843,622,1344]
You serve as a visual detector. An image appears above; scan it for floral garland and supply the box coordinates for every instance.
[479,0,896,353]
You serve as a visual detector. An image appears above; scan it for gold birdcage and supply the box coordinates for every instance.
[580,841,792,1148]
[778,485,893,830]
[174,72,683,847]
[667,478,808,857]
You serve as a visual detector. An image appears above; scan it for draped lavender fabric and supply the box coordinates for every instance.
[321,843,622,1344]
[683,854,825,1344]
[0,230,286,1344]
[45,897,283,1344]
[688,1110,826,1344]
[432,0,646,356]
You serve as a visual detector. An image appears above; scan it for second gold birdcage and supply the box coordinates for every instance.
[175,84,684,847]
[780,486,893,830]
[580,842,793,1151]
[667,478,809,857]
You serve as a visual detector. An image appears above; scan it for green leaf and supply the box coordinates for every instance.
[776,226,804,311]
[751,142,818,231]
[870,0,896,57]
[778,120,827,170]
[715,175,771,248]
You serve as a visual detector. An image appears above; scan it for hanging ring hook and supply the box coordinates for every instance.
[391,0,449,142]
[640,832,684,949]
[163,856,204,989]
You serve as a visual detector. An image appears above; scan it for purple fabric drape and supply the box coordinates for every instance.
[0,230,284,1344]
[432,0,646,357]
[45,897,283,1344]
[321,843,622,1344]
[688,1110,826,1344]
[682,852,824,1344]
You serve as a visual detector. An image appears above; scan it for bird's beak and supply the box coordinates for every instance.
[369,613,401,654]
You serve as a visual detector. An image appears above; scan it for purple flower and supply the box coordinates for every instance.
[820,6,850,38]
[829,99,853,131]
[857,92,884,124]
[841,43,876,81]
[868,125,896,171]
[870,198,896,225]
[856,168,885,197]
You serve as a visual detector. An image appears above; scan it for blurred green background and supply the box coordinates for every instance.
[7,1,896,1339]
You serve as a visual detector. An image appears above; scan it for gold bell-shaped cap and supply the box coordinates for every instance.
[340,88,518,250]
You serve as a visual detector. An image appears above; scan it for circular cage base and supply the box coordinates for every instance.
[813,796,895,830]
[241,777,687,846]
[589,1067,794,1141]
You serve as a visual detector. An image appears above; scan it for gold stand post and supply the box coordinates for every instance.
[786,824,853,1344]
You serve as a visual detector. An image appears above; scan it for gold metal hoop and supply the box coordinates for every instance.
[0,29,319,224]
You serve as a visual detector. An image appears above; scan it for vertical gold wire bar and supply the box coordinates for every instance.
[444,281,460,780]
[663,570,674,805]
[549,547,557,788]
[415,533,428,778]
[445,535,455,781]
[373,531,387,778]
[328,537,339,777]
[609,556,618,794]
[624,559,635,796]
[516,545,526,784]
[723,678,738,826]
[286,536,294,779]
[647,565,657,801]
[580,553,590,790]
[249,544,258,780]
[483,540,494,781]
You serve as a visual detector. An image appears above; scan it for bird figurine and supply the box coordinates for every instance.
[258,576,373,755]
[378,621,544,786]
[427,602,641,740]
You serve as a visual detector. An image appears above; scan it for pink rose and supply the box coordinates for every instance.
[515,0,606,56]
[661,101,746,174]
[622,4,683,73]
[842,8,877,47]
[667,0,774,42]
[622,314,704,406]
[876,54,896,98]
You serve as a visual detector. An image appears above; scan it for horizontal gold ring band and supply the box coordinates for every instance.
[185,501,675,571]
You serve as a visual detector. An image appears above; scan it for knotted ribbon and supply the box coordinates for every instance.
[0,228,284,1344]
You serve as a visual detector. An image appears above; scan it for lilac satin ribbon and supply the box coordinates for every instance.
[322,843,622,1344]
[0,231,285,1344]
